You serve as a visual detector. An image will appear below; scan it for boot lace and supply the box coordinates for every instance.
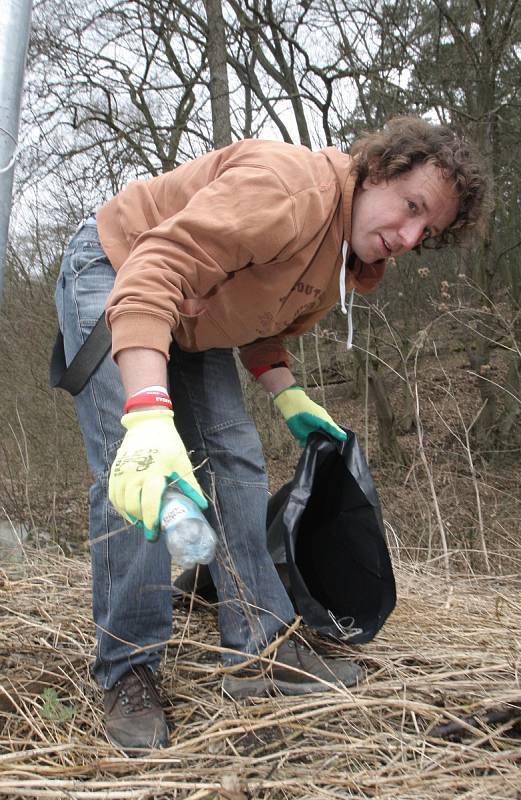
[115,669,155,716]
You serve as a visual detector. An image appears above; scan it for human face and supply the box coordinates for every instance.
[350,162,460,264]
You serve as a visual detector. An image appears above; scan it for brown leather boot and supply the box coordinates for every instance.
[103,665,169,755]
[222,638,363,699]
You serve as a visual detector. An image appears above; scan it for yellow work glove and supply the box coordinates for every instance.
[108,408,207,541]
[273,385,347,448]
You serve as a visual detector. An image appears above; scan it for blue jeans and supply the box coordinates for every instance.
[55,218,295,689]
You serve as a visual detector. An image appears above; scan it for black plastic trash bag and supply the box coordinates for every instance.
[173,429,396,644]
[266,429,396,643]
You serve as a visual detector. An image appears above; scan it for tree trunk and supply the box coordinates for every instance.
[204,0,232,148]
[468,232,497,450]
[353,349,408,465]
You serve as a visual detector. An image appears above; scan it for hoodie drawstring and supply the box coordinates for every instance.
[339,240,355,351]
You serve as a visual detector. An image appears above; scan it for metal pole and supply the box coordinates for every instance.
[0,0,33,303]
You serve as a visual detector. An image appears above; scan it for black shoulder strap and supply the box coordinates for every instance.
[49,313,112,396]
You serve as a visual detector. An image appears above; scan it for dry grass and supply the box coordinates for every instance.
[0,546,520,799]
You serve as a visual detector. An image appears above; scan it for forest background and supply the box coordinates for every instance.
[1,0,520,578]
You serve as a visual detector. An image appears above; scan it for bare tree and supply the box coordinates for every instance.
[25,0,210,208]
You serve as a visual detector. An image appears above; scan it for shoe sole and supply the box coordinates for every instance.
[222,672,358,699]
[106,728,169,756]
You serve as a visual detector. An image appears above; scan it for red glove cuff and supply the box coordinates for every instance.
[123,390,172,414]
[249,361,289,379]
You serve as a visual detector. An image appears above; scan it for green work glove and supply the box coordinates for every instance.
[273,385,347,448]
[108,408,207,541]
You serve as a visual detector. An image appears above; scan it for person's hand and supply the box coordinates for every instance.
[108,408,207,541]
[273,386,347,447]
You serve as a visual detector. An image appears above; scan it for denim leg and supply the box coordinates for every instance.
[168,345,295,663]
[54,221,172,689]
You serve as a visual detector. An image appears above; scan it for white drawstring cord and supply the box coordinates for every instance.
[339,240,355,351]
[339,241,348,311]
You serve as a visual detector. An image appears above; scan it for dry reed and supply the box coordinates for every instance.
[0,546,520,799]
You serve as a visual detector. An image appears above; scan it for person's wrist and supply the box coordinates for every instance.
[123,386,172,414]
[258,366,298,397]
[272,383,301,400]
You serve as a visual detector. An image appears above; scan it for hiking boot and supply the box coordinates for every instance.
[222,638,363,699]
[103,665,169,755]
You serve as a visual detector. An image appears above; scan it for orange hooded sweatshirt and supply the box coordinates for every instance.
[98,139,386,372]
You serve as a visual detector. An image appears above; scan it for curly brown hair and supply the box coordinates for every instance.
[350,116,492,248]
